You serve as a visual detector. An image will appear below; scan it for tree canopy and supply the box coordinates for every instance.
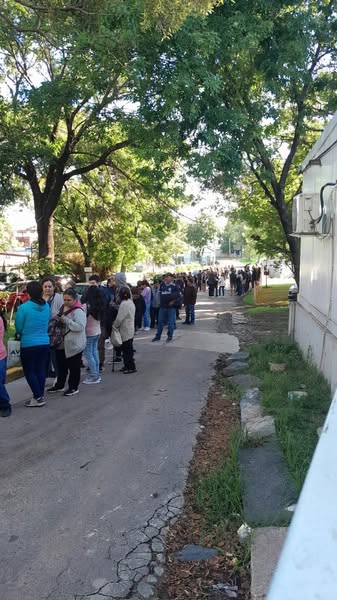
[138,0,337,281]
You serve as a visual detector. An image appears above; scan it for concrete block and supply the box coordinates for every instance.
[245,416,276,439]
[240,388,262,425]
[251,527,288,599]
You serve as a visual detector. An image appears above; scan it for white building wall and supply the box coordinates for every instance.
[294,122,337,390]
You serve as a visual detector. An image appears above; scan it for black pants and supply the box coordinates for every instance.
[150,306,159,328]
[208,284,215,296]
[55,349,82,390]
[122,339,135,370]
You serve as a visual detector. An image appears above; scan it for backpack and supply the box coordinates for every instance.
[48,306,82,348]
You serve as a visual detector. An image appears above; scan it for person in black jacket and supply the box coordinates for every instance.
[152,273,182,343]
[182,278,197,325]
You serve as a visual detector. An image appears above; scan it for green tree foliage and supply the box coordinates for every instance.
[185,215,217,260]
[53,160,186,270]
[0,0,186,259]
[0,215,14,252]
[139,0,337,282]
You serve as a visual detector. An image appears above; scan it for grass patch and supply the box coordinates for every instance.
[245,306,288,315]
[243,283,289,308]
[248,338,331,493]
[194,431,243,527]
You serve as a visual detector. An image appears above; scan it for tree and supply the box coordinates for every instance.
[53,160,186,271]
[185,215,217,260]
[139,0,337,282]
[0,0,188,259]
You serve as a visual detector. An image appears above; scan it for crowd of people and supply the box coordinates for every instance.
[0,264,260,417]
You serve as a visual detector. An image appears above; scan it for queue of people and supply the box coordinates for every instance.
[0,265,252,417]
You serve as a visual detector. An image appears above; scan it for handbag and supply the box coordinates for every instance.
[7,339,21,368]
[110,326,122,347]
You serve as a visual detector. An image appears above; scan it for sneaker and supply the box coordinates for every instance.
[83,377,101,384]
[182,321,190,325]
[143,327,150,331]
[113,357,122,363]
[47,385,65,393]
[123,368,137,374]
[152,337,160,342]
[1,406,11,417]
[25,397,46,407]
[119,366,127,372]
[64,389,79,396]
[166,337,173,343]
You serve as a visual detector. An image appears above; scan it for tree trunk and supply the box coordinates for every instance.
[276,199,300,285]
[36,213,55,261]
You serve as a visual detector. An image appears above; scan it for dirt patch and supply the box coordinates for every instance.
[217,307,288,345]
[159,357,250,600]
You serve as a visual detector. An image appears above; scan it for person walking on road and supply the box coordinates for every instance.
[152,273,181,343]
[15,281,51,408]
[0,310,11,417]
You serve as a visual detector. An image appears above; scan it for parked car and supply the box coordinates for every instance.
[0,272,22,291]
[74,282,90,299]
[0,281,31,311]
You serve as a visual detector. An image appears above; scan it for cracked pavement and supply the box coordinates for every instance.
[0,294,239,600]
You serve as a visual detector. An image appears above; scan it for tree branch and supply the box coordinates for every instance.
[63,140,132,181]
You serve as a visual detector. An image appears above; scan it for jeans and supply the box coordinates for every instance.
[150,306,159,328]
[218,285,225,296]
[185,304,195,323]
[84,335,100,379]
[0,357,11,408]
[21,345,50,399]
[122,338,136,370]
[156,307,176,340]
[56,349,82,391]
[143,303,151,328]
[98,323,106,367]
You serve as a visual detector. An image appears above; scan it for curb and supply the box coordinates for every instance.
[6,367,23,383]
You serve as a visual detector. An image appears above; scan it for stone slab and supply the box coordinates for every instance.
[227,351,250,363]
[240,388,262,425]
[238,440,297,525]
[251,527,288,600]
[228,374,262,391]
[245,416,276,439]
[223,361,249,376]
[174,544,219,562]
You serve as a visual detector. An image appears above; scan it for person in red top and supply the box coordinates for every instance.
[0,310,11,417]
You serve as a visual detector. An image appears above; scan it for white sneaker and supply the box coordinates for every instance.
[83,377,101,385]
[25,397,46,407]
[143,327,150,331]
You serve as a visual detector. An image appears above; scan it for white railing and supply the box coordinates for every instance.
[267,389,337,600]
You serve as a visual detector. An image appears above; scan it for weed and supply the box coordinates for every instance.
[194,431,243,526]
[223,380,241,402]
[248,338,331,494]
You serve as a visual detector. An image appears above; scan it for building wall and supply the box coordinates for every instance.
[294,145,337,390]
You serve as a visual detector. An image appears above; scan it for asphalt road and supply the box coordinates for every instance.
[0,293,239,600]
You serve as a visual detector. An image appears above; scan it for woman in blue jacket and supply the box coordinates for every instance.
[15,281,51,407]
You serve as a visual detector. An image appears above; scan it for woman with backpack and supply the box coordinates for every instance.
[0,310,11,417]
[47,288,86,396]
[42,276,63,378]
[82,286,104,384]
